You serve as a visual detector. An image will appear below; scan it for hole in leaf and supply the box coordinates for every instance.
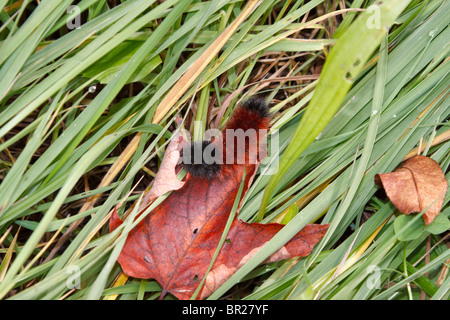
[225,239,231,244]
[193,275,198,281]
[193,228,198,234]
[353,58,361,67]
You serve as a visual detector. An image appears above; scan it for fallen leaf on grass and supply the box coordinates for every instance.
[375,155,447,225]
[141,131,188,205]
[111,99,329,299]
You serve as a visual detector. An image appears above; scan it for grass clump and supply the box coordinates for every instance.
[0,0,448,300]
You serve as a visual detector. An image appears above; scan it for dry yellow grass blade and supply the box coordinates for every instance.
[0,227,19,282]
[399,89,447,141]
[403,129,450,161]
[0,138,16,165]
[4,0,23,14]
[103,272,129,300]
[0,226,12,246]
[272,181,329,224]
[69,207,116,265]
[340,215,392,273]
[314,215,392,295]
[152,0,261,124]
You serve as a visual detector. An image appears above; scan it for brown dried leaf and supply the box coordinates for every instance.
[375,155,448,225]
[142,131,188,205]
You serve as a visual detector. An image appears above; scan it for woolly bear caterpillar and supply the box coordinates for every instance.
[182,97,271,179]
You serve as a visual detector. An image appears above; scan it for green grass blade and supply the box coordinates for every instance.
[257,0,412,220]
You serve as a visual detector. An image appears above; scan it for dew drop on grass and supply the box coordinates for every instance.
[88,85,96,93]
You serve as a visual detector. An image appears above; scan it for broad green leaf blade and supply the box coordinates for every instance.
[393,214,425,241]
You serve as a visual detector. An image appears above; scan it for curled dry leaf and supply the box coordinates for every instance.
[375,155,448,225]
[110,132,187,232]
[141,131,187,205]
[110,99,329,299]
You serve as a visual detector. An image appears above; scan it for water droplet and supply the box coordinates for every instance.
[429,29,437,37]
[88,85,96,93]
[372,110,378,115]
[393,114,397,118]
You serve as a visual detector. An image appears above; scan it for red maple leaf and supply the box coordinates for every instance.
[110,98,329,299]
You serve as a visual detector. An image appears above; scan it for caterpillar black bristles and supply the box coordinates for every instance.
[182,97,271,179]
[240,97,270,119]
[182,140,221,179]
